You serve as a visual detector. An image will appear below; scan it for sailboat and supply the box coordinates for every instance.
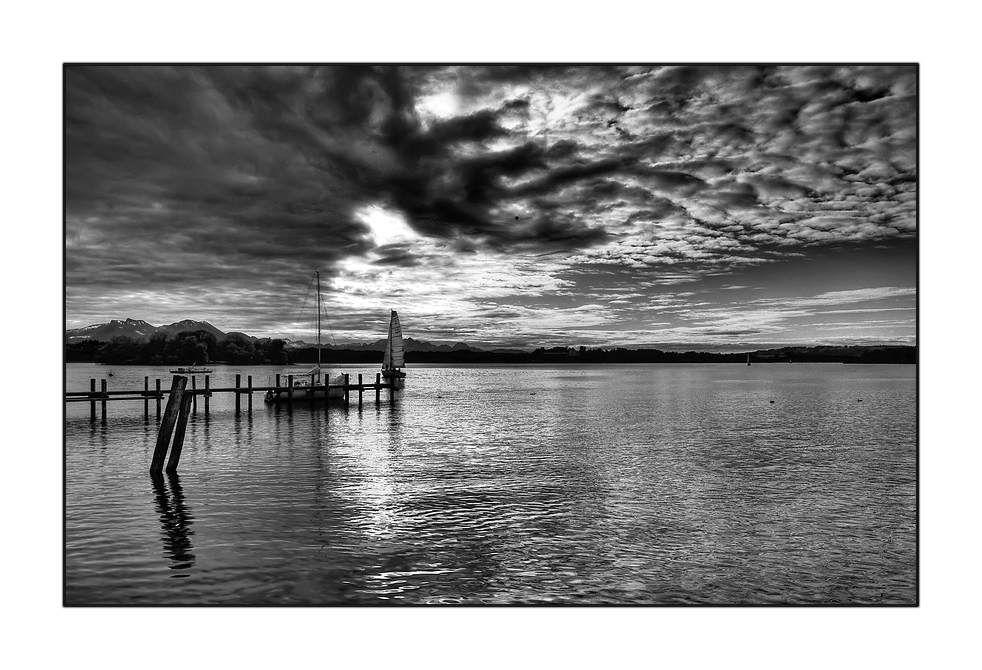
[265,271,345,403]
[381,310,406,389]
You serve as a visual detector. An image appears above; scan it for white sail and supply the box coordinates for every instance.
[383,310,404,370]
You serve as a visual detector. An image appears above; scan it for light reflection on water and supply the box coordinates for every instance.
[65,362,916,605]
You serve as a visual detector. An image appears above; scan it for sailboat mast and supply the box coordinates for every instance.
[316,271,321,370]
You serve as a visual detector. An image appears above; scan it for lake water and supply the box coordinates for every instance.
[64,362,917,605]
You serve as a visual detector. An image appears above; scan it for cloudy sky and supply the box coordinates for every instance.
[65,65,916,350]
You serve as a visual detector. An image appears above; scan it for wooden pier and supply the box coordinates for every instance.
[65,372,399,426]
[67,373,401,475]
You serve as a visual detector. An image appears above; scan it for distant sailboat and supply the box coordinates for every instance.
[265,271,345,403]
[381,310,406,389]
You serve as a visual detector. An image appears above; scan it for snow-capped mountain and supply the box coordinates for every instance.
[64,318,162,342]
[65,319,225,342]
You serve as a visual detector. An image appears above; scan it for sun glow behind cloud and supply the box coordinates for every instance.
[356,205,419,246]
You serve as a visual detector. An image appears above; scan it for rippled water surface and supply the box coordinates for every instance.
[65,362,916,605]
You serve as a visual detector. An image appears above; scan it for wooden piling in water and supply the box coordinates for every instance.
[287,375,294,409]
[100,379,107,426]
[90,379,96,422]
[375,373,381,406]
[344,374,350,409]
[165,392,194,474]
[276,374,281,388]
[235,374,241,415]
[358,374,363,408]
[247,376,253,413]
[144,376,149,420]
[204,375,210,416]
[191,376,197,413]
[150,376,189,475]
[156,379,162,418]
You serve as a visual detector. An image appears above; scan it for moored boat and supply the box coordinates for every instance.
[170,365,213,374]
[264,271,345,403]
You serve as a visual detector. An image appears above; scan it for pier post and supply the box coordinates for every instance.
[90,379,96,422]
[204,375,210,416]
[276,374,280,389]
[344,374,350,409]
[235,374,241,415]
[287,375,294,409]
[324,375,330,413]
[156,379,161,419]
[248,376,253,414]
[150,376,189,475]
[375,373,381,406]
[165,392,194,474]
[191,376,197,413]
[358,374,363,408]
[100,378,107,426]
[144,376,149,420]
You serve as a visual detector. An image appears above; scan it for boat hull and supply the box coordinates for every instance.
[382,370,406,389]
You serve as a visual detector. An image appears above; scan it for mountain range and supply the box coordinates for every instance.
[64,318,496,353]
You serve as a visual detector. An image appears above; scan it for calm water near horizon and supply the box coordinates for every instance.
[65,362,916,605]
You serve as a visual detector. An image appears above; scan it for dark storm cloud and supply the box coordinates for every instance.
[371,245,420,267]
[513,156,635,197]
[66,66,387,293]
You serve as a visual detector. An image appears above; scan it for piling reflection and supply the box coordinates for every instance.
[151,472,195,577]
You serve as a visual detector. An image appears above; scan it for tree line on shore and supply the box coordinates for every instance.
[65,331,918,366]
[65,330,290,366]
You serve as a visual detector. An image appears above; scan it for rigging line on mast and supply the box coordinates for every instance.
[313,270,339,348]
[316,274,344,373]
[294,273,316,331]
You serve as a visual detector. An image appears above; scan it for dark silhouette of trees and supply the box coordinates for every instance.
[65,335,918,367]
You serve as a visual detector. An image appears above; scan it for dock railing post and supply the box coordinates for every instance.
[150,376,189,475]
[100,378,108,426]
[90,379,96,422]
[235,374,241,415]
[165,392,194,474]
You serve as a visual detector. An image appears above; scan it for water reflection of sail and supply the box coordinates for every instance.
[151,472,195,576]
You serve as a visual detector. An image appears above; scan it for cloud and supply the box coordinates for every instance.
[65,65,917,346]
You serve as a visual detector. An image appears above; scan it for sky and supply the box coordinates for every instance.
[65,64,916,351]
